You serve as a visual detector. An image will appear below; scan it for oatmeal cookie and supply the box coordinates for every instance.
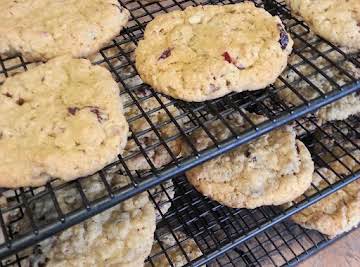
[135,3,293,102]
[185,112,314,208]
[290,151,360,238]
[0,56,128,187]
[285,0,360,49]
[0,0,129,61]
[23,174,156,267]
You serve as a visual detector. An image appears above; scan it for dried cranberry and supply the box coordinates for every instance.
[16,98,25,106]
[222,52,232,63]
[277,24,289,50]
[3,92,12,98]
[159,48,172,60]
[68,107,79,115]
[222,52,244,70]
[89,107,109,123]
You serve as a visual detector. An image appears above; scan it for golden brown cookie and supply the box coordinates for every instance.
[290,151,360,238]
[0,56,128,187]
[0,0,130,61]
[185,112,314,209]
[135,3,293,101]
[285,0,360,50]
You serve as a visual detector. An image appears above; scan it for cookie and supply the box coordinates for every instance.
[285,0,360,50]
[185,112,314,209]
[135,3,293,102]
[0,0,130,61]
[123,88,185,170]
[290,150,360,238]
[276,35,360,123]
[23,174,156,267]
[146,231,202,267]
[0,56,129,188]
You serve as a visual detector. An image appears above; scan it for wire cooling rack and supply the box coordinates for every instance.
[0,115,359,265]
[209,220,351,266]
[0,0,359,260]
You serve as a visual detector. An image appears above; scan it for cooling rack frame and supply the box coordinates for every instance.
[0,0,359,262]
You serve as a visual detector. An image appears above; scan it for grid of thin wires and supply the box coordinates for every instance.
[0,114,358,266]
[0,0,359,262]
[210,220,331,266]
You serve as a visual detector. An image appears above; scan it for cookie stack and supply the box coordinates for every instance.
[0,0,359,266]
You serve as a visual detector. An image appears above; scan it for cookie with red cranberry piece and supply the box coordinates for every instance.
[184,112,314,208]
[0,0,130,61]
[0,56,128,187]
[135,3,293,102]
[285,0,360,50]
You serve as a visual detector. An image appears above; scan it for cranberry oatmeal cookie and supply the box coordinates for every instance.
[184,112,314,209]
[135,3,293,102]
[285,0,360,50]
[0,56,128,187]
[0,0,130,61]
[22,174,156,267]
[289,150,360,238]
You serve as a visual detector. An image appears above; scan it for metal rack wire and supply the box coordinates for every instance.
[210,220,347,266]
[0,0,359,263]
[0,114,359,266]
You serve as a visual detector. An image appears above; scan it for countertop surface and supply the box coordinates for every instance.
[299,228,360,267]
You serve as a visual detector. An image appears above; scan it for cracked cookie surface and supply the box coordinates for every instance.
[0,0,130,61]
[185,112,314,208]
[285,0,360,50]
[290,150,360,238]
[0,56,128,187]
[135,3,293,102]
